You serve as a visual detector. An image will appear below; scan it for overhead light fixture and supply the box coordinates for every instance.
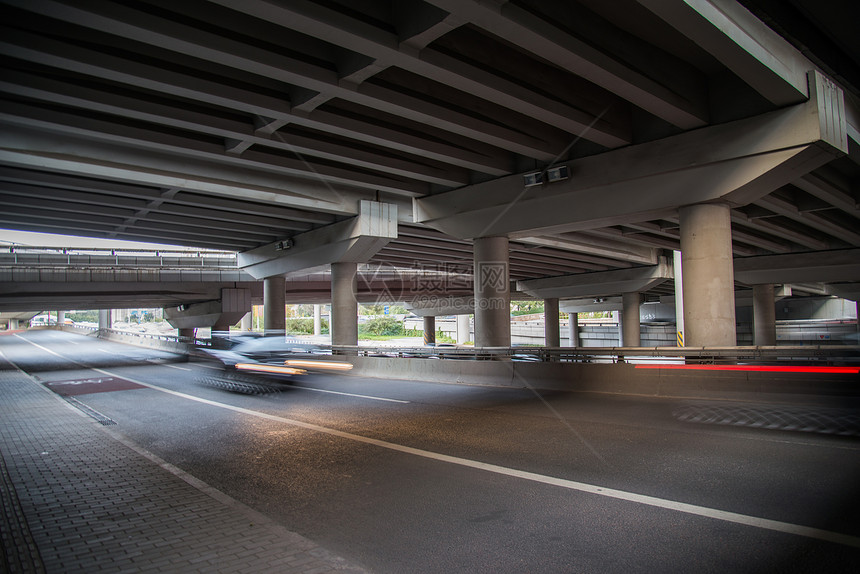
[523,172,543,187]
[546,165,569,182]
[275,238,294,251]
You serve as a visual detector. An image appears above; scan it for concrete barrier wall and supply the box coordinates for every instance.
[342,356,860,404]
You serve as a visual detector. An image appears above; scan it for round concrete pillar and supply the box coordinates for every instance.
[679,203,737,347]
[331,262,358,346]
[56,311,65,328]
[753,284,776,346]
[456,314,471,344]
[568,313,580,347]
[313,304,322,336]
[473,237,511,347]
[263,276,286,335]
[544,298,560,347]
[423,316,436,346]
[621,292,642,347]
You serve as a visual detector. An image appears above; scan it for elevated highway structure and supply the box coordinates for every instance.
[0,0,858,348]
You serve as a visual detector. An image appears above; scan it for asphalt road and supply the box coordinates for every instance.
[3,330,860,573]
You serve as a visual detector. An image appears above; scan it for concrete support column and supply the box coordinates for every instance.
[178,327,195,339]
[98,309,111,331]
[679,203,737,347]
[313,304,322,336]
[473,236,511,347]
[673,250,685,347]
[9,319,19,330]
[240,312,252,331]
[753,284,777,346]
[331,262,358,346]
[57,311,65,328]
[621,292,642,347]
[423,316,436,346]
[263,276,286,336]
[456,314,470,344]
[544,298,560,347]
[568,313,580,347]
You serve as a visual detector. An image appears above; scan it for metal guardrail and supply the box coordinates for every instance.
[1,247,238,270]
[67,324,860,366]
[332,345,860,365]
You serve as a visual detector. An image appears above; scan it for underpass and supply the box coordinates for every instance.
[2,330,859,573]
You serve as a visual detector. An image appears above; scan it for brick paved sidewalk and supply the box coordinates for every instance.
[0,359,369,574]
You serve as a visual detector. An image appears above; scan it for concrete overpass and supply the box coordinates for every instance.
[0,0,858,347]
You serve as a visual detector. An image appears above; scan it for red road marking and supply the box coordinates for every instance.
[45,377,146,396]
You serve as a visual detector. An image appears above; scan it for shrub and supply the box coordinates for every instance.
[285,317,329,335]
[358,317,404,336]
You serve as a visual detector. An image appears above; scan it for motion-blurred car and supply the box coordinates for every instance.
[199,335,352,382]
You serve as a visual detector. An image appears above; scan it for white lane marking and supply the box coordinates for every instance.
[12,334,860,548]
[163,364,191,371]
[98,348,113,354]
[281,384,409,404]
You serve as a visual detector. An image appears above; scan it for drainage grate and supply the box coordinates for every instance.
[64,396,117,425]
[673,402,860,436]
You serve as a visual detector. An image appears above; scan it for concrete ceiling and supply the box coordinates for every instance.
[0,0,857,295]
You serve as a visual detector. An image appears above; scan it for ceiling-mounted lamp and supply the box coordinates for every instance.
[523,171,543,187]
[546,165,569,183]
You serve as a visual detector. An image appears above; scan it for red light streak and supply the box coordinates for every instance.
[634,364,860,374]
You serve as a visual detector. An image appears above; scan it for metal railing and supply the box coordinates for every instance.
[332,344,860,365]
[1,246,238,270]
[65,323,860,366]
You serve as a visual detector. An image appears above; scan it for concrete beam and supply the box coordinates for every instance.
[211,0,630,149]
[517,235,658,266]
[518,258,672,300]
[0,100,427,197]
[414,73,847,239]
[560,297,623,314]
[734,249,860,285]
[0,25,510,176]
[406,297,476,317]
[0,69,469,189]
[8,0,562,160]
[238,202,397,279]
[639,0,808,106]
[163,288,251,330]
[425,0,707,129]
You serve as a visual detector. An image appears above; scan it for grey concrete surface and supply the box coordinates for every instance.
[3,330,860,573]
[0,335,367,574]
